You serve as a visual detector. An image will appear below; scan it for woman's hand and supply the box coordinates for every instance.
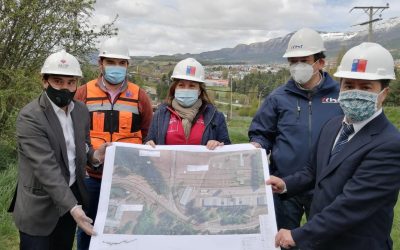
[206,140,224,150]
[145,140,156,148]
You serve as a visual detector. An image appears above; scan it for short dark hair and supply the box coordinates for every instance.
[42,74,79,81]
[339,78,391,90]
[379,79,390,89]
[313,52,326,62]
[99,57,129,64]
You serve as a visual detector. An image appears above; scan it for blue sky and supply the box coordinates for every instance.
[91,0,400,56]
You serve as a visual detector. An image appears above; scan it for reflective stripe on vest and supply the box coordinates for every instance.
[86,79,142,150]
[87,103,139,114]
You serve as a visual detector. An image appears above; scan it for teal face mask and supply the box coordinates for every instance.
[103,66,126,85]
[174,89,199,107]
[338,89,382,122]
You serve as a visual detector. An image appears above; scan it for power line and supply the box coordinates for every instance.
[349,3,390,42]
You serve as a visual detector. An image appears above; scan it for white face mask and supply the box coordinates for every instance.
[289,62,317,85]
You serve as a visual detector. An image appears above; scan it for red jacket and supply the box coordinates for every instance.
[165,107,205,145]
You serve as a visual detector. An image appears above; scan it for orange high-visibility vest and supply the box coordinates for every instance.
[86,80,142,150]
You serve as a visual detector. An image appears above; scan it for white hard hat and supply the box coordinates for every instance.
[283,28,326,58]
[334,42,395,80]
[99,37,130,60]
[171,58,205,83]
[41,50,82,77]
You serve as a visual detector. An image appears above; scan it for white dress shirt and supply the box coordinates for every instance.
[47,94,76,186]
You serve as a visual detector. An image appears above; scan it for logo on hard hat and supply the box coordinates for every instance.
[351,59,367,73]
[58,59,69,69]
[186,66,196,76]
[291,45,303,50]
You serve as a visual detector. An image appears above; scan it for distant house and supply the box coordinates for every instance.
[205,79,229,87]
[143,86,157,102]
[395,59,400,69]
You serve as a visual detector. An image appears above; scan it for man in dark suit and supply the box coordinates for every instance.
[9,50,109,250]
[267,42,400,250]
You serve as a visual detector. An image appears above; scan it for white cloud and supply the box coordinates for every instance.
[91,0,400,56]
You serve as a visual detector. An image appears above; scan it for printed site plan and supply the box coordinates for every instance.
[90,143,278,250]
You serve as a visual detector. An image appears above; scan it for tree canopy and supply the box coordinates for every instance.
[0,0,117,147]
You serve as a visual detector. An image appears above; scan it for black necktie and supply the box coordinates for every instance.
[330,123,355,161]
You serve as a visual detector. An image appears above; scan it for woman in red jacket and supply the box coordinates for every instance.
[145,58,231,149]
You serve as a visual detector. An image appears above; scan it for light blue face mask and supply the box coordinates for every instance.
[174,89,199,107]
[103,66,127,85]
[338,89,382,122]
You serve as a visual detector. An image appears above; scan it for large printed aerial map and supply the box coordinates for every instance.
[90,143,278,250]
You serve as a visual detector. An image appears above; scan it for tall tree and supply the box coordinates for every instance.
[0,0,117,143]
[0,0,117,75]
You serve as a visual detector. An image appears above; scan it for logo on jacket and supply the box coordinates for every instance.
[126,90,132,97]
[321,97,338,103]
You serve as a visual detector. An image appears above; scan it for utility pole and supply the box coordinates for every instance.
[350,3,389,42]
[229,74,233,121]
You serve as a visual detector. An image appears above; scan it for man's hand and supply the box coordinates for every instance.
[206,140,224,150]
[250,142,261,148]
[275,229,296,249]
[145,140,156,148]
[266,175,286,193]
[70,205,96,236]
[93,142,112,164]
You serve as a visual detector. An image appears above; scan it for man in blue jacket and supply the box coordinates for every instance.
[248,28,343,242]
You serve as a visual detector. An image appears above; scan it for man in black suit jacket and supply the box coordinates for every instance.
[268,42,400,250]
[9,50,109,250]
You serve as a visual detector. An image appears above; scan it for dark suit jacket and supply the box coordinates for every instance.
[284,113,400,250]
[11,92,95,236]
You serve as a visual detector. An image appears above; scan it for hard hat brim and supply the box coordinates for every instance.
[334,71,395,80]
[99,54,131,60]
[171,74,205,83]
[40,69,82,77]
[283,49,325,58]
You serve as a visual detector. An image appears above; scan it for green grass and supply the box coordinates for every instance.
[394,204,400,250]
[227,116,253,143]
[0,107,399,249]
[386,107,400,250]
[385,106,400,128]
[0,163,18,250]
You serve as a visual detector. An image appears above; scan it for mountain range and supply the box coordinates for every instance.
[144,17,400,64]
